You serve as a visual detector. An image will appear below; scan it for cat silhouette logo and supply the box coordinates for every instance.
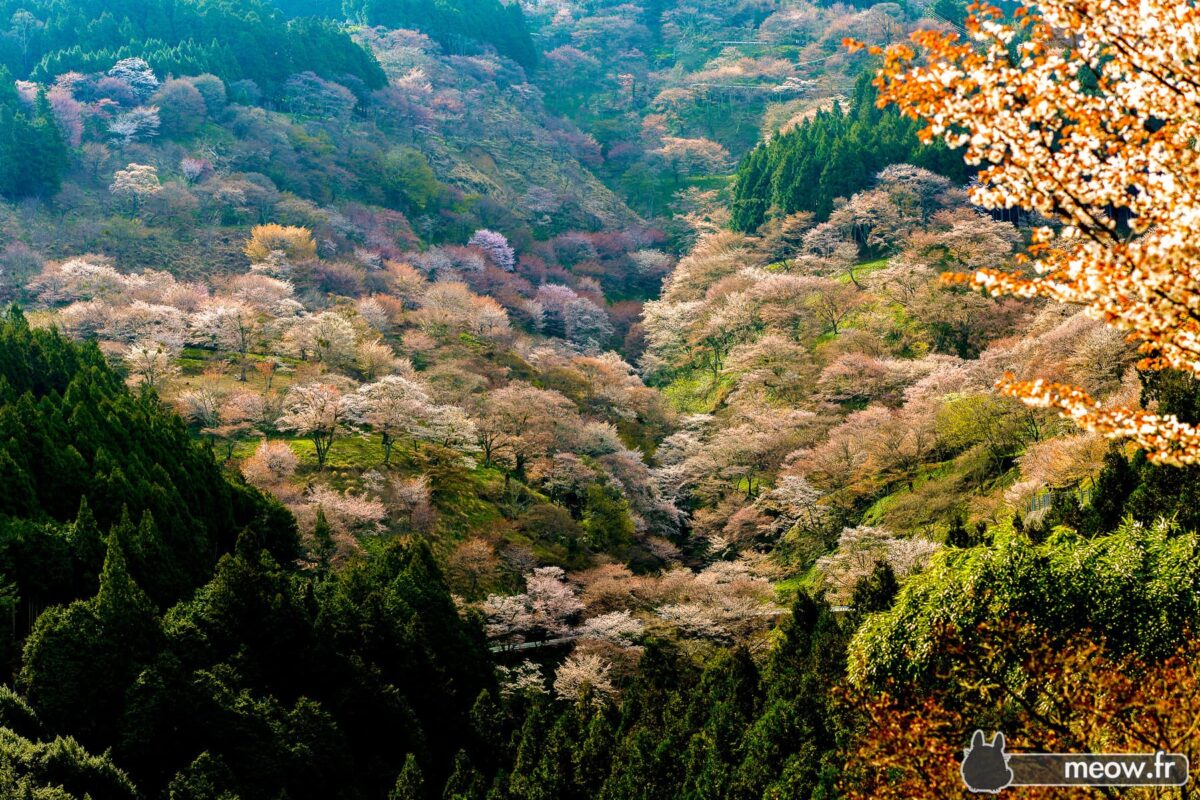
[962,730,1013,793]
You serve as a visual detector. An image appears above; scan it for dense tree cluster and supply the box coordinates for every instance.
[0,310,294,632]
[865,0,1200,465]
[24,233,686,575]
[730,73,969,231]
[491,594,849,800]
[636,168,1113,552]
[340,0,536,67]
[0,65,66,198]
[0,0,385,96]
[0,309,503,799]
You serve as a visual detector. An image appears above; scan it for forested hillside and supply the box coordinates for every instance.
[0,0,385,93]
[1,0,1200,797]
[730,73,969,229]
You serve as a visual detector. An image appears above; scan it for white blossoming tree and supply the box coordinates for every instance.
[858,0,1200,465]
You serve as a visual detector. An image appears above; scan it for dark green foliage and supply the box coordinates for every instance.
[378,146,452,215]
[1082,447,1140,533]
[0,0,385,96]
[499,596,850,800]
[0,309,505,798]
[312,506,335,573]
[849,561,898,622]
[340,0,536,67]
[19,531,161,749]
[945,515,975,548]
[165,751,240,800]
[0,69,66,199]
[189,73,227,115]
[1115,371,1200,531]
[1088,448,1200,533]
[150,78,208,136]
[580,484,635,552]
[0,308,298,616]
[730,71,970,230]
[443,749,487,800]
[1057,371,1200,535]
[852,520,1200,687]
[391,753,426,800]
[0,727,138,800]
[0,686,42,741]
[931,0,969,26]
[15,527,494,799]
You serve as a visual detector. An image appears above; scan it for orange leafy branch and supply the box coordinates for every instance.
[859,0,1200,463]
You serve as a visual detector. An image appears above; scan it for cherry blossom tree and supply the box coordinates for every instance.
[285,72,356,122]
[109,163,160,212]
[180,157,211,183]
[281,312,358,369]
[481,566,583,643]
[652,136,732,178]
[350,375,436,466]
[472,384,578,474]
[467,229,516,272]
[388,475,435,532]
[757,475,827,537]
[226,274,302,317]
[354,339,400,380]
[875,164,952,222]
[563,296,614,349]
[816,525,940,603]
[108,108,160,145]
[497,661,546,698]
[32,258,127,303]
[276,382,352,471]
[859,0,1200,464]
[417,404,479,455]
[104,301,187,348]
[553,653,617,704]
[804,279,863,336]
[241,440,300,487]
[123,340,177,392]
[176,388,223,429]
[190,301,259,380]
[416,282,512,341]
[355,296,392,331]
[220,390,275,434]
[304,485,387,535]
[47,77,83,147]
[447,538,501,597]
[576,611,644,645]
[108,58,159,100]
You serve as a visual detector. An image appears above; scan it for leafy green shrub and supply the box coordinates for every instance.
[850,520,1200,686]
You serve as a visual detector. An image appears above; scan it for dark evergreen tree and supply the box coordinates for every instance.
[339,0,536,67]
[312,505,335,574]
[443,749,487,800]
[850,561,900,620]
[3,0,385,96]
[18,530,161,748]
[1067,370,1200,534]
[945,515,973,548]
[0,70,66,199]
[392,753,427,800]
[730,70,970,231]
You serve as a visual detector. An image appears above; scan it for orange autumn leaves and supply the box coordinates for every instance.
[849,1,1200,465]
[841,622,1200,799]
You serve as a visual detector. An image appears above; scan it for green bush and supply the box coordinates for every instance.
[850,519,1200,686]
